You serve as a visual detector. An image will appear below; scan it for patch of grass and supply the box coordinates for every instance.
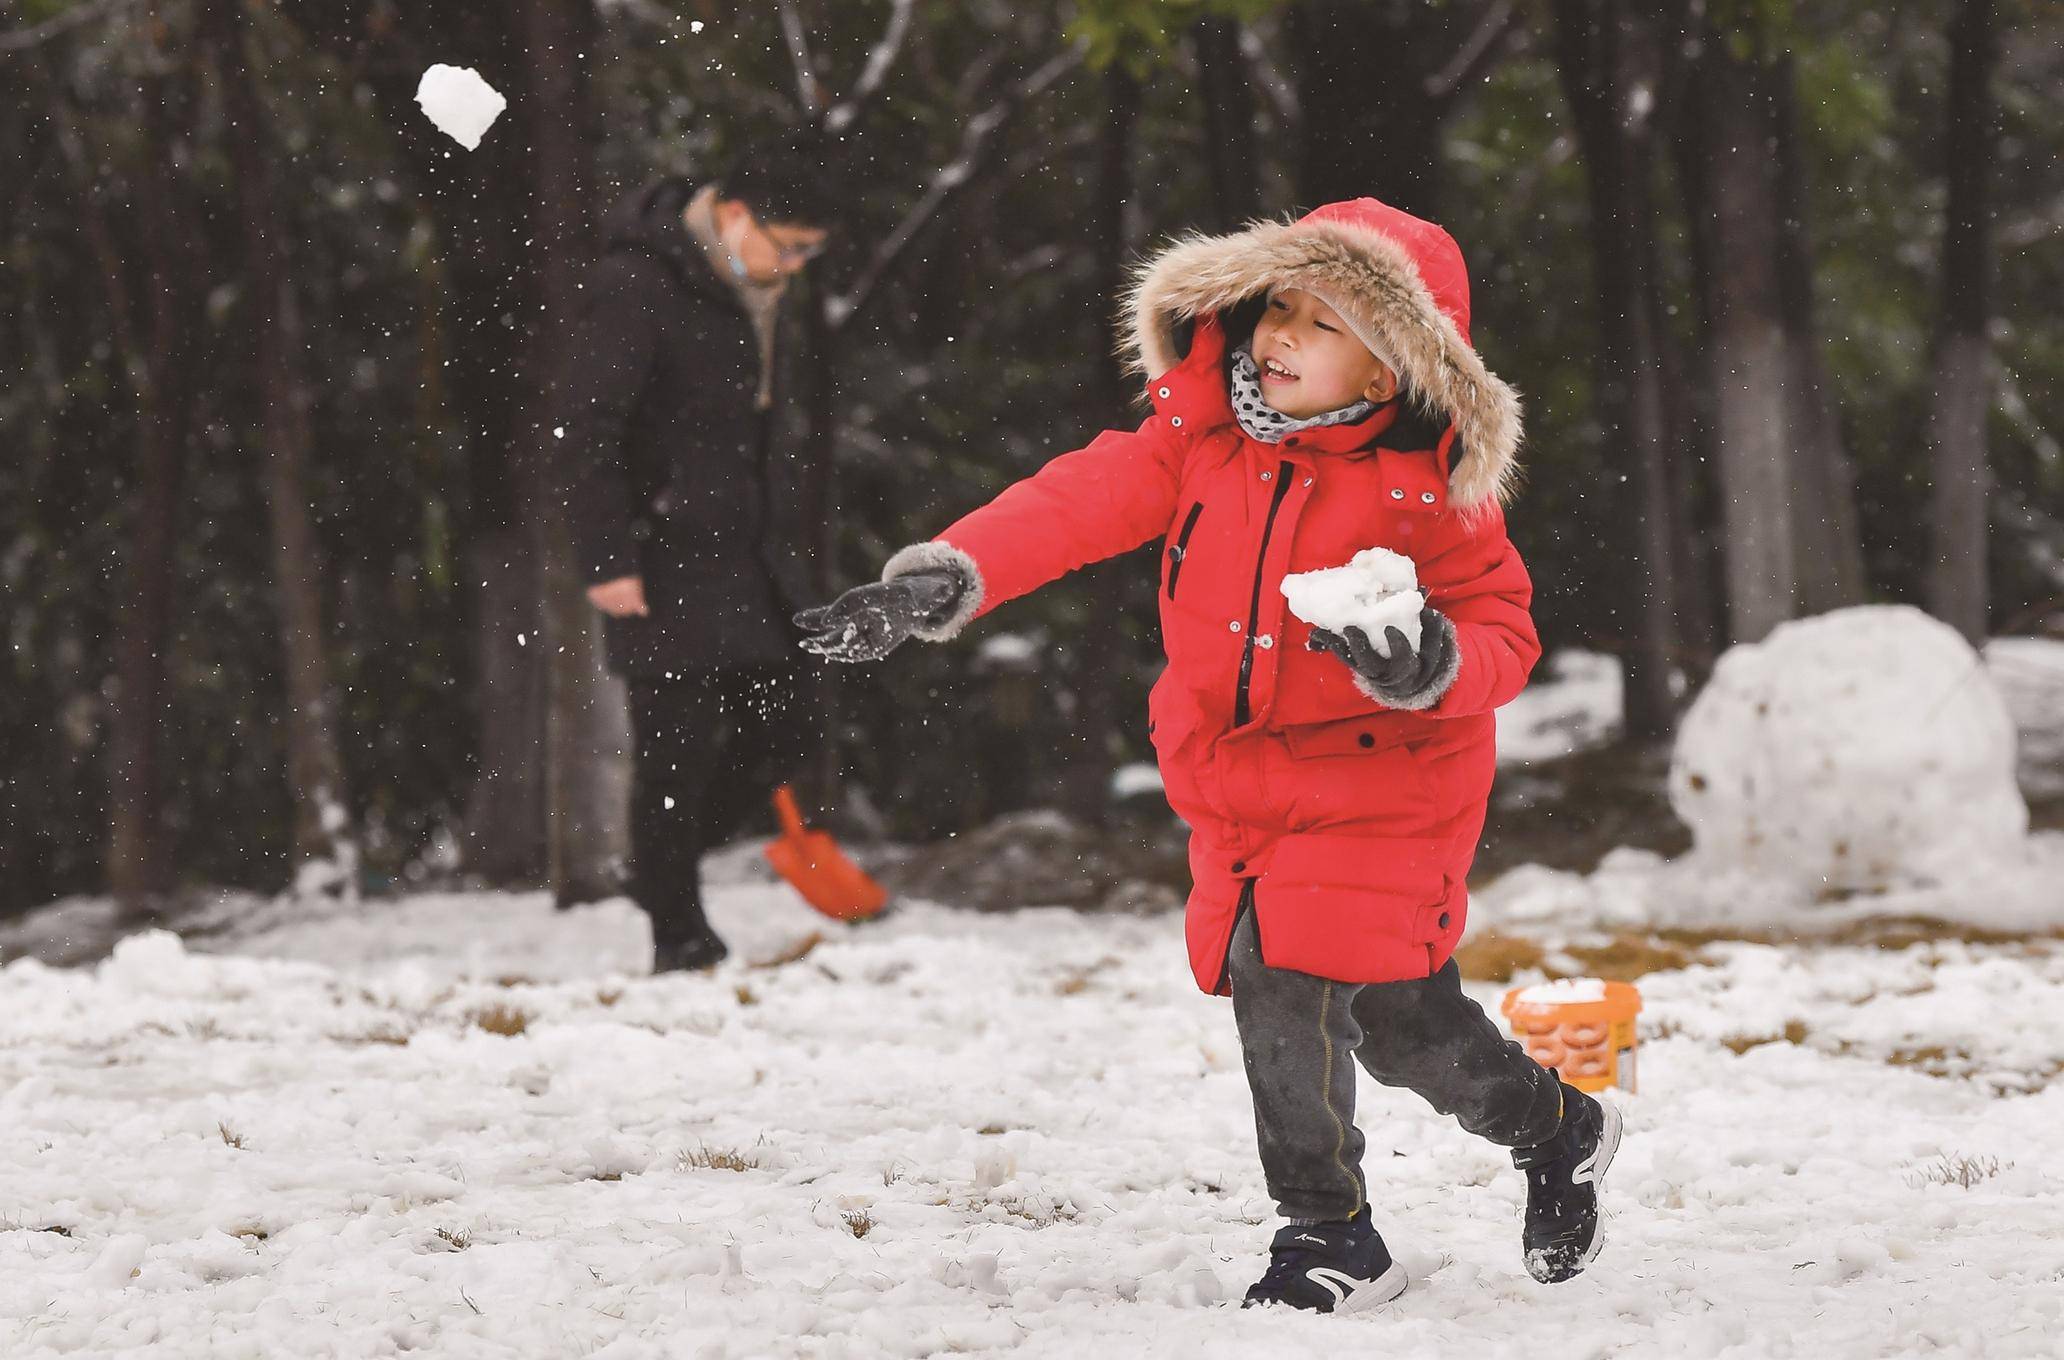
[1906,1154,2009,1189]
[1564,933,1695,981]
[596,987,623,1008]
[434,1226,472,1251]
[336,1025,411,1047]
[1453,929,1548,982]
[679,1143,762,1173]
[470,1004,529,1037]
[753,932,825,969]
[218,1122,247,1149]
[734,983,759,1007]
[1054,956,1122,995]
[841,1209,875,1238]
[1722,1019,1811,1055]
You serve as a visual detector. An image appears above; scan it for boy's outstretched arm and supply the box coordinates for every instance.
[795,417,1186,660]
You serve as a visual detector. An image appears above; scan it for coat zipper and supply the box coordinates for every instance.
[1166,501,1205,599]
[1234,461,1294,727]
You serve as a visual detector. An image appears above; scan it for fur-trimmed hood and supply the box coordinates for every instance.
[1121,198,1522,511]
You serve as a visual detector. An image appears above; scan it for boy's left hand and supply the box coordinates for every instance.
[1307,605,1459,707]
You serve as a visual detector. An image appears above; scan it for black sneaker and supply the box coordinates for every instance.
[1511,1082,1623,1283]
[653,930,730,973]
[1242,1212,1409,1314]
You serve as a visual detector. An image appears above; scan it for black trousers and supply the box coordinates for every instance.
[625,664,817,949]
[1227,904,1563,1221]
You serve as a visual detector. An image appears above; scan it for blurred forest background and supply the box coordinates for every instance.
[3,0,2059,917]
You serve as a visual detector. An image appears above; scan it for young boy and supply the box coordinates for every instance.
[794,198,1621,1313]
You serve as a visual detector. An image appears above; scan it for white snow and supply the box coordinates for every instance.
[414,65,507,151]
[6,865,2064,1356]
[1281,547,1424,657]
[1670,605,2028,895]
[1110,762,1165,800]
[1510,977,1609,1005]
[1495,649,1625,766]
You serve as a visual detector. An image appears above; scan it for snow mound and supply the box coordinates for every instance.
[414,65,506,150]
[1670,605,2026,893]
[1281,546,1423,656]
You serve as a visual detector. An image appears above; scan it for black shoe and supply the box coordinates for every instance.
[653,930,729,973]
[1512,1082,1623,1283]
[1242,1212,1409,1314]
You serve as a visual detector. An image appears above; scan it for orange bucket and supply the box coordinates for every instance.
[1500,978,1642,1094]
[763,785,889,922]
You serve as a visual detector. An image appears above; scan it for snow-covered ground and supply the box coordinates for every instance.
[6,633,2060,1356]
[5,861,2062,1358]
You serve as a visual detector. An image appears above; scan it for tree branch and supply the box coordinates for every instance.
[823,45,1084,334]
[0,0,135,55]
[825,0,916,133]
[776,0,823,121]
[1423,0,1524,104]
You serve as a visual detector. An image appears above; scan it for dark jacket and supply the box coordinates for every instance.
[558,177,814,676]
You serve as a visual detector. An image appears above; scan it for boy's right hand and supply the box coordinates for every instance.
[793,571,965,663]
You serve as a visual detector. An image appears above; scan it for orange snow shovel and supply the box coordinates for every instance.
[763,785,888,922]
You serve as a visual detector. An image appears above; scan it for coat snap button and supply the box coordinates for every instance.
[1231,860,1247,874]
[1157,386,1171,399]
[1357,732,1375,748]
[1169,415,1183,427]
[1228,620,1242,633]
[1421,491,1437,505]
[1390,488,1406,500]
[1437,911,1452,930]
[1256,634,1274,649]
[1302,477,1314,488]
[1259,470,1272,481]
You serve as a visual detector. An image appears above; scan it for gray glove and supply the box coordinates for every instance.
[793,570,966,663]
[1307,605,1460,709]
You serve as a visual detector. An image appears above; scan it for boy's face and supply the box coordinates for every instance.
[1250,287,1398,419]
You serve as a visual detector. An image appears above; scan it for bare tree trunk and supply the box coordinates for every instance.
[1675,20,1796,643]
[1288,0,1448,213]
[1771,63,1868,615]
[1551,0,1681,740]
[1061,63,1142,829]
[206,0,356,891]
[521,0,628,904]
[1193,17,1260,230]
[1926,0,1999,644]
[50,19,208,917]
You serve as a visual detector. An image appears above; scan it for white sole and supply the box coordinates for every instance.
[1577,1099,1622,1270]
[1337,1260,1410,1314]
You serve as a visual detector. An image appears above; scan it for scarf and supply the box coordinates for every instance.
[682,183,787,411]
[1228,346,1376,443]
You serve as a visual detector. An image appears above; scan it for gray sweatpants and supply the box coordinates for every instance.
[1227,903,1564,1221]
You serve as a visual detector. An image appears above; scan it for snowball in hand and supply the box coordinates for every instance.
[415,65,507,150]
[1669,604,2026,893]
[1281,547,1424,657]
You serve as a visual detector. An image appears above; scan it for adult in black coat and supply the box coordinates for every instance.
[559,139,831,972]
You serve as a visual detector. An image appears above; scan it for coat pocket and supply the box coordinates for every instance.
[1253,831,1457,982]
[1165,500,1205,600]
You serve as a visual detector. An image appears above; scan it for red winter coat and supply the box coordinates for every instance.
[881,199,1536,993]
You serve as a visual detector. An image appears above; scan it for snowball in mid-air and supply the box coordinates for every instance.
[1669,605,2026,893]
[1282,547,1424,657]
[415,65,506,150]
